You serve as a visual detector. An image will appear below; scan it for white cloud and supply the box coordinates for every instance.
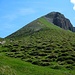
[70,0,75,10]
[71,0,75,4]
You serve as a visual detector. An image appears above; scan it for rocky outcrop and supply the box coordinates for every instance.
[45,12,74,32]
[73,27,75,32]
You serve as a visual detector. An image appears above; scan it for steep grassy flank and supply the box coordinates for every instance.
[6,17,75,39]
[6,18,45,39]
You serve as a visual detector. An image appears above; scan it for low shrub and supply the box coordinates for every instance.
[40,62,50,66]
[25,58,32,62]
[66,60,74,64]
[51,65,62,69]
[66,65,74,70]
[38,53,47,56]
[47,54,57,59]
[32,60,40,65]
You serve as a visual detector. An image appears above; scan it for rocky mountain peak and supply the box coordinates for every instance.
[45,12,75,32]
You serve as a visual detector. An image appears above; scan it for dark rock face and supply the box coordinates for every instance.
[73,27,75,32]
[45,12,74,32]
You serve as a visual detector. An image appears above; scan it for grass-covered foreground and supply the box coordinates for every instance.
[0,53,75,75]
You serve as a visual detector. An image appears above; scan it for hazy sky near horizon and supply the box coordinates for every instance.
[0,0,75,38]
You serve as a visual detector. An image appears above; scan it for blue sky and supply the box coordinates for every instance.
[0,0,75,38]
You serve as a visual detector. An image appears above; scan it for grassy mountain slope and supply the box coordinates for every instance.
[0,17,75,75]
[6,17,75,39]
[0,53,75,75]
[6,18,46,39]
[5,17,75,66]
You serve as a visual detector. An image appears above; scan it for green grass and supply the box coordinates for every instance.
[0,53,75,75]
